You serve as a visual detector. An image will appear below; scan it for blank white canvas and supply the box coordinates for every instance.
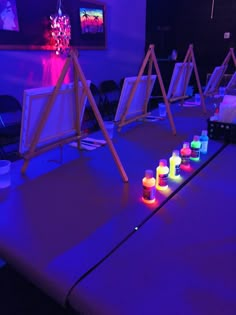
[226,71,236,91]
[167,62,193,100]
[20,81,90,154]
[114,75,156,122]
[204,65,227,96]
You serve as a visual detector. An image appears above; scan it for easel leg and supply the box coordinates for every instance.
[21,159,29,174]
[21,55,72,173]
[72,52,128,183]
[189,45,207,113]
[151,48,177,135]
[119,48,152,129]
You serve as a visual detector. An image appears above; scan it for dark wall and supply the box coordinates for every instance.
[146,0,178,59]
[146,0,236,85]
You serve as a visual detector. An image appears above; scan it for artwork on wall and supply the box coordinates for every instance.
[0,0,106,50]
[0,0,19,31]
[78,0,106,49]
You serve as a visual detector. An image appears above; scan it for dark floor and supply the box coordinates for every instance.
[0,262,74,315]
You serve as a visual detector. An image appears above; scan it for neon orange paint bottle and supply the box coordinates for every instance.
[142,169,156,203]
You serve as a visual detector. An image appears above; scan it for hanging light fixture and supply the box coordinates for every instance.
[50,0,71,55]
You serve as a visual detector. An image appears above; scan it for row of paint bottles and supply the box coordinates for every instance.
[142,131,209,203]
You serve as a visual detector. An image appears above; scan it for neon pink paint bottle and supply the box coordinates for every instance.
[190,135,201,161]
[180,142,192,167]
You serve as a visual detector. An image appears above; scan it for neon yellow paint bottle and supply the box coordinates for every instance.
[156,159,169,190]
[169,150,181,179]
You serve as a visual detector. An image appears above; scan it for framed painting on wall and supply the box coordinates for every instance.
[78,0,106,49]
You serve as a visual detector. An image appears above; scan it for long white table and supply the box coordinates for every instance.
[0,103,226,310]
[68,144,236,315]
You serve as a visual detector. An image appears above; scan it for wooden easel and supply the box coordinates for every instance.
[21,49,128,183]
[222,47,236,68]
[221,47,236,90]
[204,48,236,97]
[168,44,206,113]
[118,44,177,135]
[204,65,227,97]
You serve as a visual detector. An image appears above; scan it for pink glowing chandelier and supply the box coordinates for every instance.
[50,0,71,55]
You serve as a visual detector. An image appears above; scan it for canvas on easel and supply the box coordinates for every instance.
[222,47,236,69]
[20,49,128,182]
[221,47,236,94]
[204,48,236,97]
[114,75,156,123]
[167,62,193,102]
[168,44,206,112]
[117,44,176,135]
[203,65,228,96]
[226,71,236,94]
[19,82,90,155]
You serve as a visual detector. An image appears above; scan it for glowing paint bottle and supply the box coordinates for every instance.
[169,150,181,179]
[142,169,156,203]
[190,135,201,161]
[156,159,169,190]
[200,130,209,154]
[180,142,191,167]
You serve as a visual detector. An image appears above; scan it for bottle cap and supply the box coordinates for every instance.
[145,169,153,179]
[159,159,167,167]
[183,142,190,148]
[172,150,180,156]
[201,130,208,136]
[193,135,200,141]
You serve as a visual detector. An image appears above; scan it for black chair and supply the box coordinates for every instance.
[81,83,103,134]
[99,80,121,120]
[0,95,22,160]
[90,82,105,113]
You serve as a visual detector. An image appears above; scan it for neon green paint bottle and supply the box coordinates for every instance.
[190,135,201,161]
